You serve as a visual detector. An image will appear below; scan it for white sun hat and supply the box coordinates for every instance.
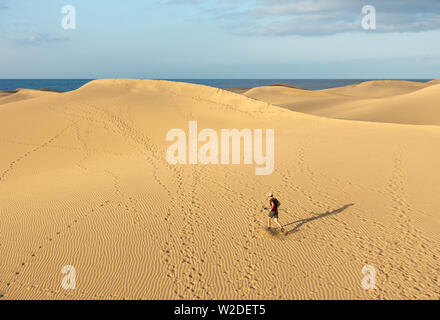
[268,192,273,197]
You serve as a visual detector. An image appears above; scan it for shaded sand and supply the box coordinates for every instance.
[227,83,306,95]
[225,88,251,94]
[0,79,439,300]
[427,79,440,85]
[243,80,440,125]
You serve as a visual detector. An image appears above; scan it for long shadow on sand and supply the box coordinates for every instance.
[283,203,354,236]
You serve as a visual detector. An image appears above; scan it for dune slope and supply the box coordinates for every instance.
[321,80,428,98]
[243,80,440,125]
[0,89,59,106]
[324,84,440,125]
[0,79,439,300]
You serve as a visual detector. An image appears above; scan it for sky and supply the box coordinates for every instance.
[0,0,440,79]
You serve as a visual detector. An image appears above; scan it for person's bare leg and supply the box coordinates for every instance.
[267,217,271,228]
[274,218,283,230]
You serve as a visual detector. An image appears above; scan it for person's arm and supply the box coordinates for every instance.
[270,199,275,211]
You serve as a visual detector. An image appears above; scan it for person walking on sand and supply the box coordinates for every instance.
[267,193,284,231]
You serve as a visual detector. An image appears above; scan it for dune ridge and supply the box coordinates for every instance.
[0,79,439,300]
[242,79,440,125]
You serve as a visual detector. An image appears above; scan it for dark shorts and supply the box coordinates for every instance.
[268,211,279,219]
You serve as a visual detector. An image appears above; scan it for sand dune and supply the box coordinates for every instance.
[227,83,306,95]
[323,84,440,125]
[0,89,59,106]
[242,80,440,125]
[244,85,353,114]
[427,79,440,85]
[321,80,428,98]
[0,79,439,300]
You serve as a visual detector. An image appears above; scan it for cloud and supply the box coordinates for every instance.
[165,0,440,36]
[0,0,8,10]
[15,33,69,46]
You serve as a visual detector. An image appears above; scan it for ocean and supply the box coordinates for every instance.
[0,79,433,92]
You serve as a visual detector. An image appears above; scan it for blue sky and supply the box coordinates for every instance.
[0,0,439,78]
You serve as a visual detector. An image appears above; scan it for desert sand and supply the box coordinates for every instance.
[0,79,439,300]
[243,80,440,125]
[0,89,59,106]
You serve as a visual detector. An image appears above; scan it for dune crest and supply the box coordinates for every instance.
[240,80,440,125]
[321,80,428,98]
